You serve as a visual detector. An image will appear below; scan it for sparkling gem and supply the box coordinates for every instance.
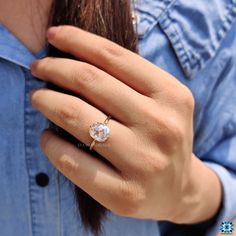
[89,122,110,142]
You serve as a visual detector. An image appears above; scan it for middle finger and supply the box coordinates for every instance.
[31,57,149,125]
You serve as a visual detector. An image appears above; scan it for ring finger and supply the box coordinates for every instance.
[31,88,135,172]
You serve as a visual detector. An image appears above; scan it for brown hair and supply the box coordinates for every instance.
[47,1,138,235]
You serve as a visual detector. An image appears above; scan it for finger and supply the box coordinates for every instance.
[31,57,149,125]
[45,26,175,97]
[41,129,126,213]
[31,88,135,171]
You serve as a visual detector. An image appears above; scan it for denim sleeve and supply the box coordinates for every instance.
[195,23,236,236]
[179,24,236,236]
[198,47,236,232]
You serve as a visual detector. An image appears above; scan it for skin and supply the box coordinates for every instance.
[0,0,53,53]
[1,0,221,225]
[29,26,222,223]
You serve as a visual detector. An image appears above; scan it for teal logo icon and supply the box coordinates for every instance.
[220,221,234,234]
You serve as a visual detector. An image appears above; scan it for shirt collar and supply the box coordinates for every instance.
[0,23,46,70]
[135,0,175,37]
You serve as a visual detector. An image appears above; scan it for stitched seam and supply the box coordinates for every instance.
[159,11,193,78]
[136,0,177,38]
[56,171,62,236]
[23,68,34,236]
[196,0,236,64]
[169,20,193,75]
[159,0,236,79]
[188,0,236,76]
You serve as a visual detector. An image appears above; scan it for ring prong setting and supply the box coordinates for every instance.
[89,122,110,142]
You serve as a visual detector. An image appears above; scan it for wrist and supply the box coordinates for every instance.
[172,154,222,224]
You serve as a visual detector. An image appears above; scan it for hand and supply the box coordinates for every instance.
[30,26,221,223]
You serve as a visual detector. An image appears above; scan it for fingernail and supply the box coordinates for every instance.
[30,60,39,75]
[47,26,59,40]
[29,89,37,101]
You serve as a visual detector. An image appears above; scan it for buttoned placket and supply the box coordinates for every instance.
[0,24,62,236]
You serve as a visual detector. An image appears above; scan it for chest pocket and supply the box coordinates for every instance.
[136,0,236,79]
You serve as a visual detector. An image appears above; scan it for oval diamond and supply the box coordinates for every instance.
[89,122,110,142]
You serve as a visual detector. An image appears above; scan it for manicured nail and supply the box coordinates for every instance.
[47,26,59,40]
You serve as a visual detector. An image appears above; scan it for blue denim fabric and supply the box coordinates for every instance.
[0,0,235,235]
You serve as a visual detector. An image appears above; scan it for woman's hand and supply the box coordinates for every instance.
[30,26,221,223]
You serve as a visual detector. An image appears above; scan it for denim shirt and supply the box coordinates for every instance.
[0,0,236,235]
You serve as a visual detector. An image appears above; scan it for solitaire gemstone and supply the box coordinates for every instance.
[89,122,110,142]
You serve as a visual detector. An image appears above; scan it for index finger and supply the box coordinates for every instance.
[46,26,174,97]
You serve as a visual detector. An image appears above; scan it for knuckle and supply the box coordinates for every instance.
[119,184,136,202]
[128,98,157,127]
[144,155,170,175]
[70,68,81,86]
[80,64,98,84]
[56,154,79,178]
[55,101,81,124]
[113,183,143,217]
[71,64,97,88]
[135,101,159,127]
[165,118,185,145]
[145,110,160,127]
[131,146,169,175]
[177,86,195,111]
[97,41,124,64]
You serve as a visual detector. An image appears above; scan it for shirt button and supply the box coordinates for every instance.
[35,173,49,187]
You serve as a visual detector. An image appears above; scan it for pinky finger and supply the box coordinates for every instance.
[40,129,124,212]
